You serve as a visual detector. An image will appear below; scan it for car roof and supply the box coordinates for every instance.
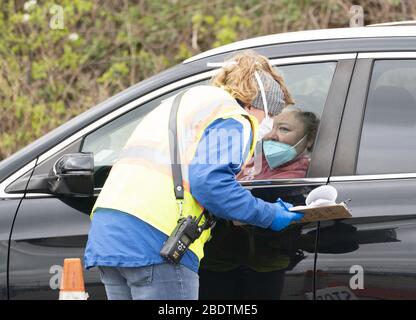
[183,26,416,64]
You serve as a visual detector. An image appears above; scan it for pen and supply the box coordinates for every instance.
[276,198,289,210]
[343,199,352,205]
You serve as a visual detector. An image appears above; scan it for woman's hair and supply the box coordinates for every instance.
[211,50,294,106]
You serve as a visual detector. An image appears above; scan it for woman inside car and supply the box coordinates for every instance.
[239,106,319,181]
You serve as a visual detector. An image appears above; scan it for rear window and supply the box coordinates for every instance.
[357,60,416,175]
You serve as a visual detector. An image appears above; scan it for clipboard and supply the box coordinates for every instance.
[289,202,352,223]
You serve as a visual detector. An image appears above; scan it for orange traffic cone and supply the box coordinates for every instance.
[59,258,89,300]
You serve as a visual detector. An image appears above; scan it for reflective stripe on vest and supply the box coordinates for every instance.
[92,85,258,262]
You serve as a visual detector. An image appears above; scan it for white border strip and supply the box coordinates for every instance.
[330,173,416,182]
[240,177,327,187]
[207,53,356,69]
[270,53,356,65]
[358,52,416,59]
[0,160,37,199]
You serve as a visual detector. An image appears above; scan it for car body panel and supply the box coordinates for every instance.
[0,199,22,299]
[183,26,416,63]
[8,196,105,299]
[316,54,416,300]
[314,215,416,300]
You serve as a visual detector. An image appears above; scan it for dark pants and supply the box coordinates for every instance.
[199,266,286,300]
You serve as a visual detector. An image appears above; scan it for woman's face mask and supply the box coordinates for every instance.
[263,135,307,169]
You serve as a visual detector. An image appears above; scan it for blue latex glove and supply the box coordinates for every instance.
[269,198,303,231]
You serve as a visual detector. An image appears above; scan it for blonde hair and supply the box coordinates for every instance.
[211,50,294,106]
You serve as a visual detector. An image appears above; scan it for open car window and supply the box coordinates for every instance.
[237,62,336,182]
[81,82,206,188]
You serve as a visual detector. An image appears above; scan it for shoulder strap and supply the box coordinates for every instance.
[168,89,216,229]
[169,90,187,200]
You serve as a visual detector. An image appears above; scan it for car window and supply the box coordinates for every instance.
[238,62,336,181]
[6,61,337,193]
[357,60,416,175]
[279,62,335,115]
[81,82,206,188]
[81,62,336,188]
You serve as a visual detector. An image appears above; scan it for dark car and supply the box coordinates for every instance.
[1,25,416,300]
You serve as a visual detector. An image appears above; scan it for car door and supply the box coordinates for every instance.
[316,52,416,300]
[198,54,356,300]
[5,138,102,300]
[0,162,37,300]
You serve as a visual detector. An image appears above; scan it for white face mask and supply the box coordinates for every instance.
[258,116,273,141]
[254,71,273,141]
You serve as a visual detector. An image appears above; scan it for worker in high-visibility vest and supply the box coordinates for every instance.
[84,50,303,300]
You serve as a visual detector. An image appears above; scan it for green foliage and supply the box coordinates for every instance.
[98,62,130,84]
[0,0,414,160]
[387,0,402,6]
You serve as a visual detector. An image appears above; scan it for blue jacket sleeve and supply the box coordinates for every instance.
[188,117,276,228]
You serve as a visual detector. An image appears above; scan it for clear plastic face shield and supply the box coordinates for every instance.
[254,71,274,141]
[240,70,288,180]
[212,61,288,180]
[240,71,274,179]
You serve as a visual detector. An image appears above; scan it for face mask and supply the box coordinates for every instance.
[258,116,274,140]
[263,135,307,169]
[254,71,273,141]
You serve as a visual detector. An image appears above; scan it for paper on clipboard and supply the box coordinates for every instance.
[289,202,352,223]
[289,185,352,223]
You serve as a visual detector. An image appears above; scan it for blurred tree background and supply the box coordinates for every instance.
[0,0,415,160]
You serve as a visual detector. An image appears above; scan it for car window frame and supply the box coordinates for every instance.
[330,52,416,183]
[356,59,416,175]
[241,56,357,188]
[0,53,357,198]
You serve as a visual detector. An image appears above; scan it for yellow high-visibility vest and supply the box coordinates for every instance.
[92,85,258,262]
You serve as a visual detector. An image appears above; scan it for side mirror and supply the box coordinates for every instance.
[48,152,95,196]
